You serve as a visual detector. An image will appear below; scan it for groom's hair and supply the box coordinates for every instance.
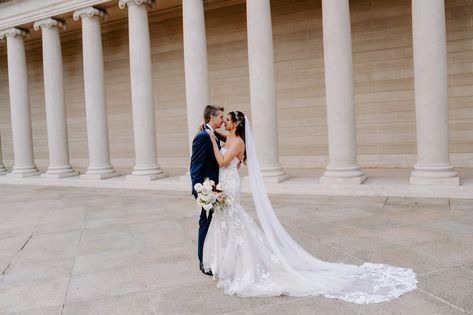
[203,105,224,123]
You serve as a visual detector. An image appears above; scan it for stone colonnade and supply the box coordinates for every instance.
[0,0,460,186]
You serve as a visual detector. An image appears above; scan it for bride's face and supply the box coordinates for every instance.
[224,114,236,131]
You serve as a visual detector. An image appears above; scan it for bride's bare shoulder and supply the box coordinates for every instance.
[233,137,245,150]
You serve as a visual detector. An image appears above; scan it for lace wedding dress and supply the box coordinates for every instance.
[203,120,417,304]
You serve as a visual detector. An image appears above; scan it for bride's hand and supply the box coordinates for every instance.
[198,120,205,130]
[206,129,216,141]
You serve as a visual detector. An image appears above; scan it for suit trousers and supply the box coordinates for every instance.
[198,208,213,263]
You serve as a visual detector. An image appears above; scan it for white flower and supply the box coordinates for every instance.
[202,185,212,195]
[216,183,222,191]
[194,183,203,193]
[208,179,215,186]
[203,203,213,211]
[208,193,217,204]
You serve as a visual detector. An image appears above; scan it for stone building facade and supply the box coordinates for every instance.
[0,0,472,191]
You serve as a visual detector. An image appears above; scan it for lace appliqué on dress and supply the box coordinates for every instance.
[202,147,417,303]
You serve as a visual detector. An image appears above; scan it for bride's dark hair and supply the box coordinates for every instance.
[229,110,247,163]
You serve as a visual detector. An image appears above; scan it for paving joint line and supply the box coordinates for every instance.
[61,281,218,308]
[1,232,33,277]
[382,196,389,207]
[61,227,84,315]
[418,288,468,314]
[418,264,471,276]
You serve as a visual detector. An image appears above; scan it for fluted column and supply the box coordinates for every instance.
[73,7,120,180]
[183,0,209,157]
[0,130,7,175]
[246,0,288,183]
[319,0,367,185]
[410,0,459,185]
[0,28,39,178]
[33,18,77,178]
[119,0,166,180]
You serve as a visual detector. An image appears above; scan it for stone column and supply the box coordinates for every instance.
[319,0,367,184]
[73,7,120,180]
[33,18,77,178]
[182,0,209,156]
[119,0,166,180]
[246,0,288,183]
[0,28,39,178]
[410,0,459,185]
[0,130,7,175]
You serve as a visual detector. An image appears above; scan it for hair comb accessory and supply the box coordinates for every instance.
[233,110,243,126]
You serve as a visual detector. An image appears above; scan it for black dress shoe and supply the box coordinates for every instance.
[199,262,213,276]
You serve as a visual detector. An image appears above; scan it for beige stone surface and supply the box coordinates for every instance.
[0,184,472,314]
[0,0,472,173]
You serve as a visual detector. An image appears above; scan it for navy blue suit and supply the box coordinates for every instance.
[190,126,220,263]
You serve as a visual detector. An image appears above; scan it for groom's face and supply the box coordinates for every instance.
[211,110,224,128]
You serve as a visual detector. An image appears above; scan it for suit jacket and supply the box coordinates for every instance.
[190,126,221,198]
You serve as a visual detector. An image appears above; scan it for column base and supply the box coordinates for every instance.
[81,165,121,180]
[127,164,167,181]
[259,163,290,183]
[81,172,121,180]
[320,165,367,185]
[41,165,78,178]
[7,170,41,178]
[0,166,7,175]
[410,164,459,186]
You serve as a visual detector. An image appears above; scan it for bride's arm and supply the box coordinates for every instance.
[214,129,228,142]
[198,120,228,142]
[207,131,244,167]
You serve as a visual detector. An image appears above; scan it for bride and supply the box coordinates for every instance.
[202,110,417,304]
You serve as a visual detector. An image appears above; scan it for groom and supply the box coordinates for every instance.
[190,104,224,275]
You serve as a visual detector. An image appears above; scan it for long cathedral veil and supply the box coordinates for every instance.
[243,116,417,303]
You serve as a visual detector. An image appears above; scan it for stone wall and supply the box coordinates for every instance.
[0,0,472,173]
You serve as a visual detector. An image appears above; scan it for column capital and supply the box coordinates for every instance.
[73,7,107,21]
[0,28,29,40]
[118,0,155,10]
[33,18,66,31]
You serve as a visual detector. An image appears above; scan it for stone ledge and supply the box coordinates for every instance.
[0,170,472,199]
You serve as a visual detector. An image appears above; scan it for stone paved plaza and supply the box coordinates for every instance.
[0,184,472,314]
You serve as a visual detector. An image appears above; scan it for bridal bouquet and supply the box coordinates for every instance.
[194,178,229,214]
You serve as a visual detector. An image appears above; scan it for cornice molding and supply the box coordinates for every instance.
[0,0,110,30]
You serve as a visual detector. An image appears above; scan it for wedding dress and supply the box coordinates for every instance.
[202,119,417,304]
